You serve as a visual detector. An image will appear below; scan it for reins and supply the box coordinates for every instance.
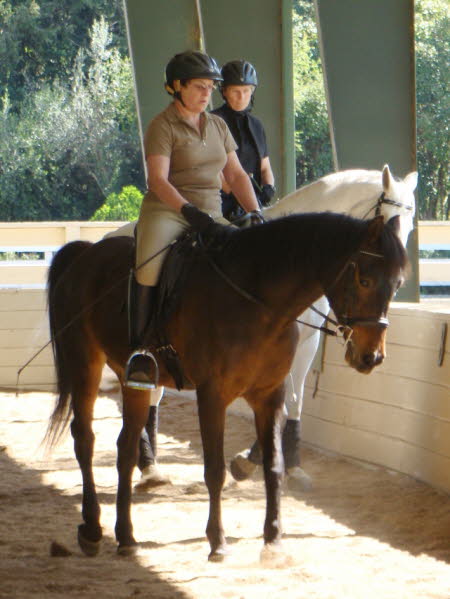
[199,235,387,339]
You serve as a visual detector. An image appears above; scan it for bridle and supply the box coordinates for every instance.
[200,234,390,340]
[361,191,414,220]
[313,249,390,337]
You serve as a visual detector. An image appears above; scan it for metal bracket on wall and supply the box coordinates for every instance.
[438,322,447,367]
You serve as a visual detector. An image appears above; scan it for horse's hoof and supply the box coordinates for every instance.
[77,527,101,557]
[134,465,171,492]
[229,450,257,481]
[260,542,293,568]
[286,466,313,493]
[117,543,139,557]
[208,546,229,562]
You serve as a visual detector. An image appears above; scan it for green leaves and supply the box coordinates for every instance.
[91,185,143,221]
[292,0,333,186]
[0,11,144,221]
[415,0,449,220]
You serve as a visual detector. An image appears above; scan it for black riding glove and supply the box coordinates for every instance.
[260,184,275,206]
[249,210,266,226]
[181,203,216,234]
[232,210,266,228]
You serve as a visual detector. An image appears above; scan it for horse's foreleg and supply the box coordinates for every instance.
[253,385,285,547]
[71,364,104,556]
[196,388,227,561]
[115,387,150,554]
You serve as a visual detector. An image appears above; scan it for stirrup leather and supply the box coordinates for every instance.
[124,349,159,390]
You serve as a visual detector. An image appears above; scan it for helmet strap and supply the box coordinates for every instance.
[174,91,186,108]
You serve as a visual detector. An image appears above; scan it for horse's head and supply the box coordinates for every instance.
[379,165,418,247]
[327,215,409,374]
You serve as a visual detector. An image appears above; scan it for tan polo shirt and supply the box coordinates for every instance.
[143,102,237,214]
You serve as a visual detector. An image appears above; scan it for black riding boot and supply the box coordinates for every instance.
[245,420,302,469]
[282,419,301,469]
[283,419,312,492]
[124,277,159,390]
[248,439,262,465]
[137,406,158,471]
[135,405,170,490]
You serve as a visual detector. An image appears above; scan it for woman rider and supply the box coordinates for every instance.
[125,51,262,389]
[211,60,276,221]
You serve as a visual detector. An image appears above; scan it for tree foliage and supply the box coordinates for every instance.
[0,14,144,220]
[91,185,142,221]
[415,0,449,220]
[0,0,127,113]
[292,0,449,220]
[292,0,332,187]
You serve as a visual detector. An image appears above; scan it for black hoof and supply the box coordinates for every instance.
[208,545,229,562]
[229,451,257,481]
[77,526,101,557]
[117,543,139,557]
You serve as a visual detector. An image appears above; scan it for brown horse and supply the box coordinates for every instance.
[46,212,407,561]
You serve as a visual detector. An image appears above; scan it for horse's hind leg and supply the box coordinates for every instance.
[115,386,150,555]
[70,356,105,556]
[196,387,228,561]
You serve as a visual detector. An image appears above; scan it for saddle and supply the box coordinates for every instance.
[139,226,234,389]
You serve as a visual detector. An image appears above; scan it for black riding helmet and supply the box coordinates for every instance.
[220,60,258,91]
[165,51,222,95]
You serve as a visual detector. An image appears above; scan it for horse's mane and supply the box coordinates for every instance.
[221,213,367,275]
[219,212,408,281]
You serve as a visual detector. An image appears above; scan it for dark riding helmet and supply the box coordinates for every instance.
[165,51,223,95]
[220,60,258,90]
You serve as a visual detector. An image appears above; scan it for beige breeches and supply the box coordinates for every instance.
[136,199,187,286]
[135,197,226,286]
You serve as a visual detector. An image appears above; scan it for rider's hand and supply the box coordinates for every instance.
[232,210,266,228]
[260,184,275,206]
[249,210,266,226]
[181,203,216,233]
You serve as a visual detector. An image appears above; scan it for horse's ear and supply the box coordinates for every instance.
[382,164,392,192]
[365,214,385,244]
[404,171,418,192]
[386,215,401,237]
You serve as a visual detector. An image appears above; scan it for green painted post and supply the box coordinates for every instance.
[314,0,419,301]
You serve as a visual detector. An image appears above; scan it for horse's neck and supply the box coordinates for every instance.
[235,216,363,324]
[266,170,414,247]
[267,176,382,220]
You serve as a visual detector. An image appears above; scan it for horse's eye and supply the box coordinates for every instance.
[359,278,370,288]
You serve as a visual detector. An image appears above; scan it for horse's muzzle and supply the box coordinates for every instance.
[345,344,385,374]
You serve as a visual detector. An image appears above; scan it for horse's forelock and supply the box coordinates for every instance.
[379,223,409,273]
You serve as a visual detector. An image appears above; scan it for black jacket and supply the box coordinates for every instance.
[211,103,269,219]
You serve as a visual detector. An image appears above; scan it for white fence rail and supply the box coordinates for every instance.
[0,222,122,287]
[1,221,449,288]
[418,221,450,288]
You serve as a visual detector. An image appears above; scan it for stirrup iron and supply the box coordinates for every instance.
[124,349,159,391]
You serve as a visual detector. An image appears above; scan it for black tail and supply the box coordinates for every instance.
[45,240,92,447]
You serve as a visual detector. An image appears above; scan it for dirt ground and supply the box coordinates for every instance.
[0,387,449,599]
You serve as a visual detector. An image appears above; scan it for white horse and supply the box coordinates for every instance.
[229,165,417,490]
[105,165,418,491]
